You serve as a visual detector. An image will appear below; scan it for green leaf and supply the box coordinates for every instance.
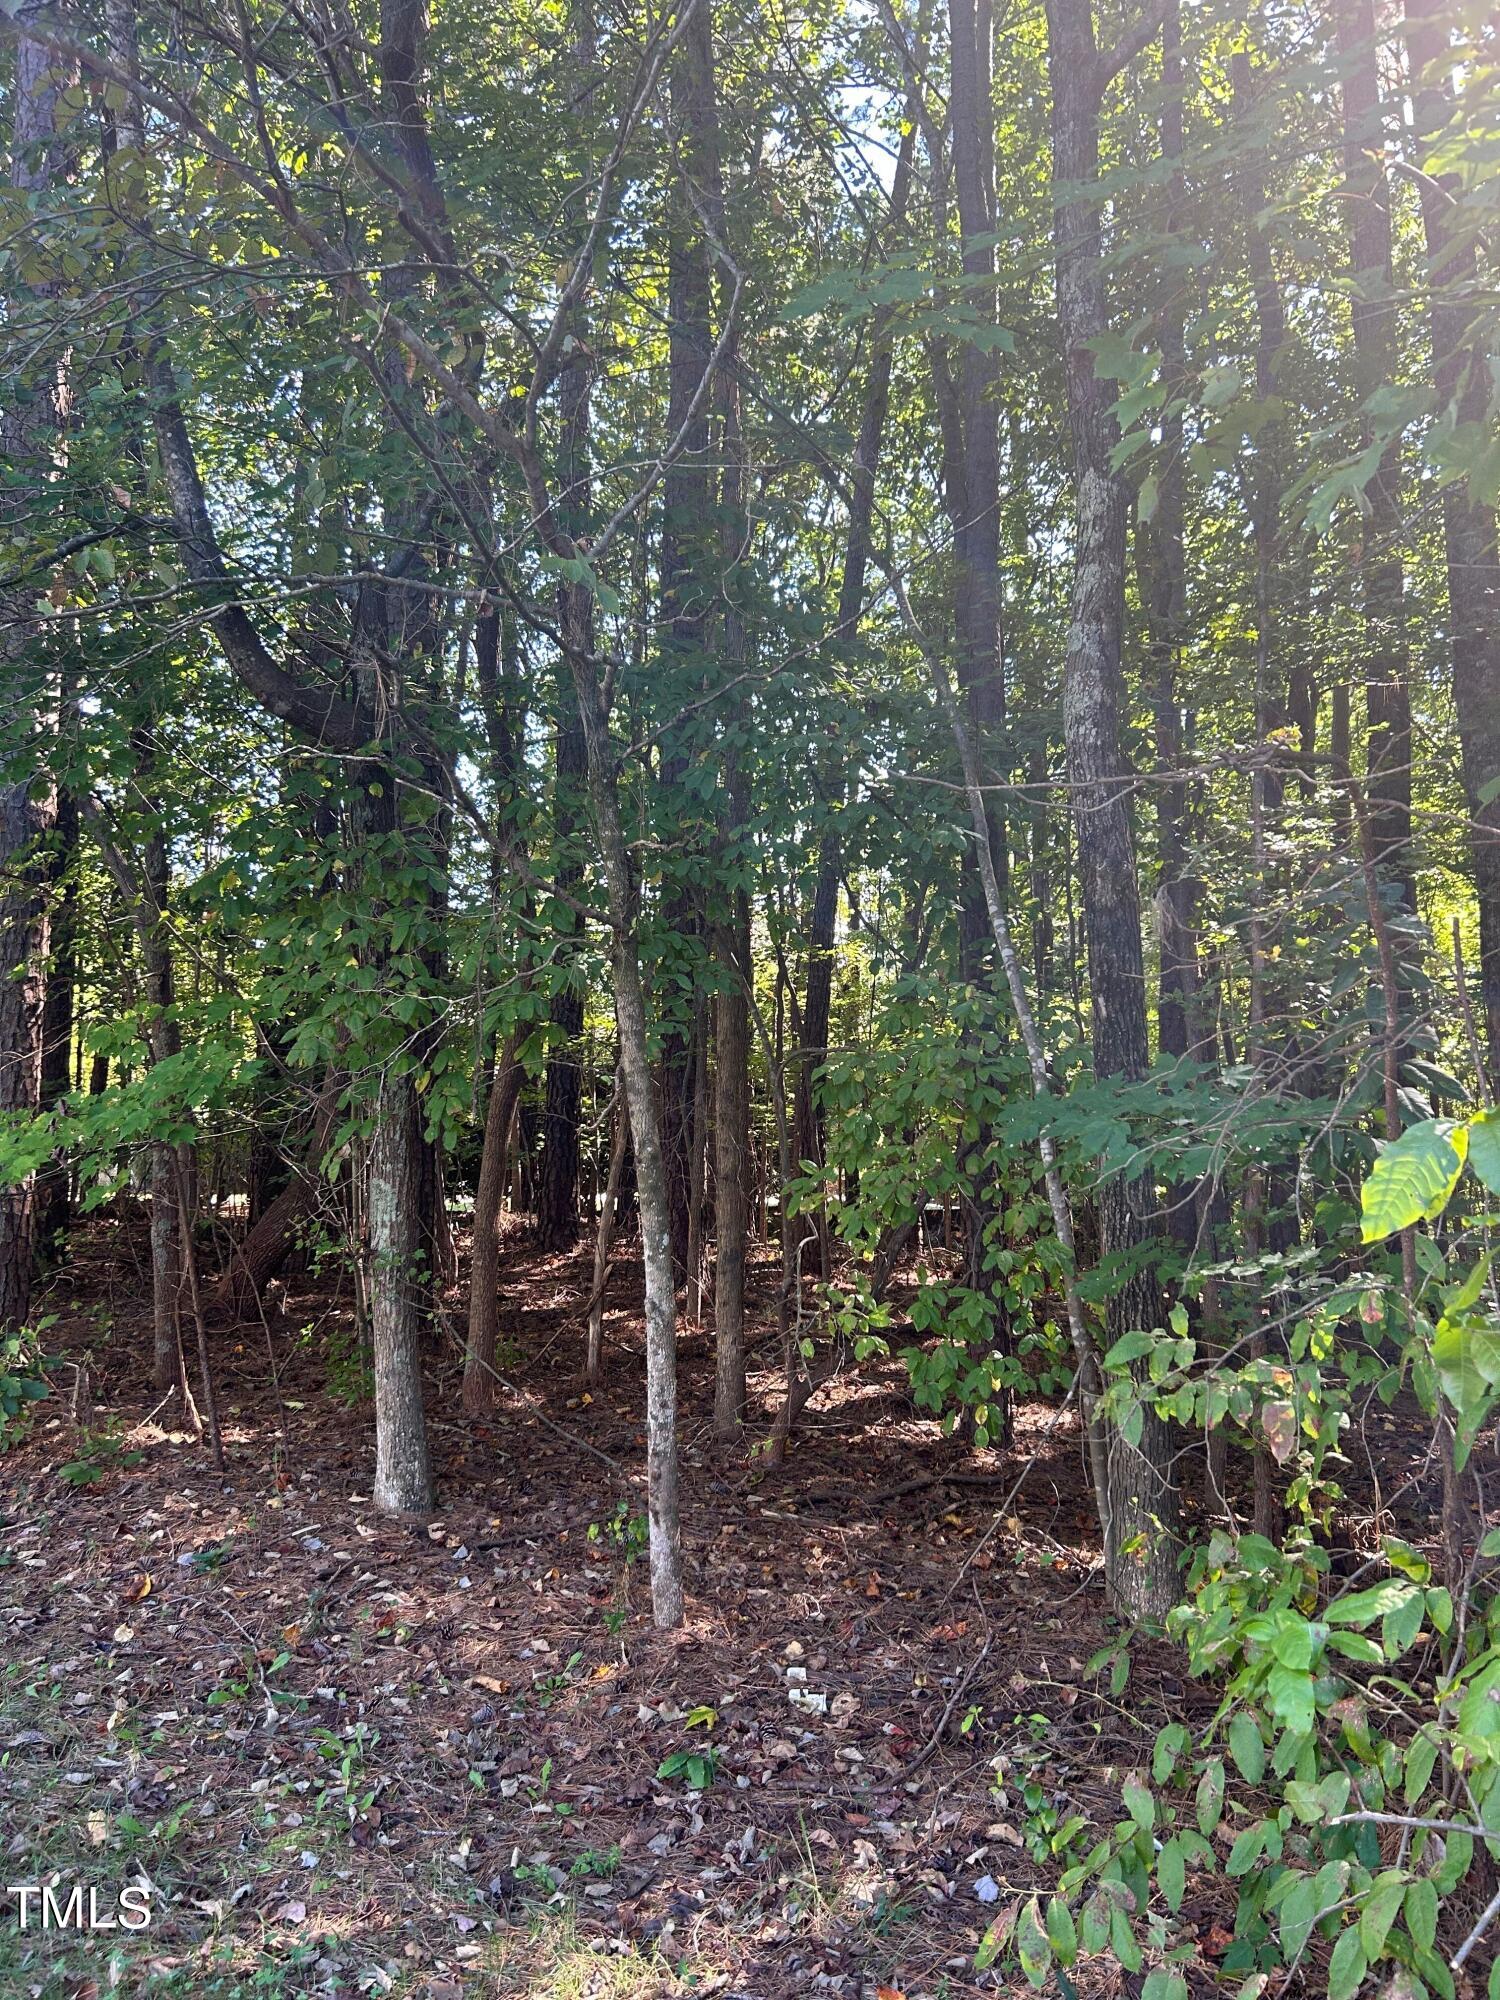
[1196,1758,1225,1836]
[1265,1663,1316,1736]
[1404,1733,1438,1806]
[1360,1874,1406,1960]
[1122,1776,1155,1829]
[1017,1897,1052,1989]
[1228,1712,1266,1783]
[1405,1877,1438,1955]
[1361,1119,1467,1240]
[1141,1973,1187,2000]
[1045,1897,1077,1963]
[1327,1580,1417,1629]
[1158,1835,1186,1912]
[1109,1901,1142,1972]
[1328,1926,1367,2000]
[1469,1109,1500,1194]
[1227,1820,1268,1876]
[1382,1589,1426,1661]
[1152,1723,1189,1783]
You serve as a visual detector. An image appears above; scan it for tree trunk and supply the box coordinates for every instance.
[0,6,68,1332]
[369,1069,435,1513]
[579,682,683,1627]
[1136,1,1195,1089]
[464,1033,524,1410]
[586,1072,628,1384]
[219,1077,340,1311]
[140,786,185,1391]
[536,8,597,1253]
[655,0,722,1280]
[711,342,751,1433]
[1406,0,1500,1083]
[35,781,75,1261]
[1045,0,1180,1619]
[1335,0,1414,907]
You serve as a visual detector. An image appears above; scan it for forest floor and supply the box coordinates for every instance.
[0,1215,1329,2000]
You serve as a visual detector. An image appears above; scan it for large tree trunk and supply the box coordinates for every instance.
[1046,0,1180,1619]
[1406,0,1500,1085]
[1336,0,1414,907]
[0,8,68,1332]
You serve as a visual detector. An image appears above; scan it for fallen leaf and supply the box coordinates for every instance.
[121,1574,152,1603]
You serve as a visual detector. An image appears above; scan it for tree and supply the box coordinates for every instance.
[0,4,69,1332]
[1044,0,1181,1619]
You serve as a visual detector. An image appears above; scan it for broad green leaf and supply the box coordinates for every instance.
[1404,1877,1438,1955]
[1045,1897,1077,1963]
[1328,1926,1367,2000]
[1360,1120,1466,1241]
[1468,1109,1500,1193]
[1359,1874,1406,1959]
[1228,1712,1266,1783]
[1158,1835,1185,1913]
[1122,1776,1155,1829]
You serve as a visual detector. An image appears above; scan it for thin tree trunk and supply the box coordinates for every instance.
[579,684,682,1627]
[140,798,184,1390]
[686,999,709,1323]
[536,3,597,1253]
[1336,0,1414,907]
[586,1071,628,1384]
[656,0,721,1279]
[218,1079,339,1311]
[464,1032,524,1411]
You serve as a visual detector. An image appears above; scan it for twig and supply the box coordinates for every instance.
[435,1305,628,1483]
[903,1631,993,1774]
[1453,1878,1500,1971]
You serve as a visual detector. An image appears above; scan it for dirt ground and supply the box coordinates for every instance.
[2,1214,1241,2000]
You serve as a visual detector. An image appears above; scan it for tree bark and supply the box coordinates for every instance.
[369,1068,435,1512]
[1406,0,1500,1083]
[0,5,68,1332]
[579,682,683,1627]
[1335,0,1414,907]
[586,1070,628,1384]
[656,0,722,1279]
[1045,0,1180,1620]
[536,4,597,1254]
